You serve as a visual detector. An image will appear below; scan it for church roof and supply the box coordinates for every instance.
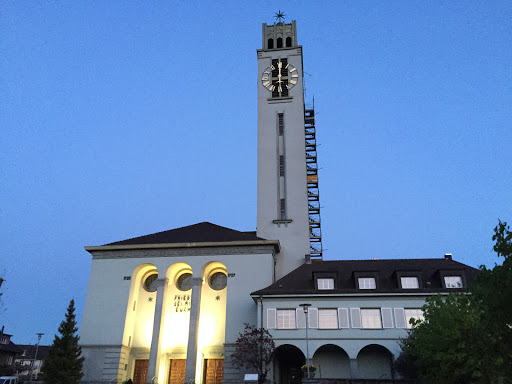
[105,222,264,246]
[252,257,478,296]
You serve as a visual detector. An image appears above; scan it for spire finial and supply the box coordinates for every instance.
[274,10,286,23]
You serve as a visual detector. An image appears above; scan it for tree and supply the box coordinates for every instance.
[400,293,489,383]
[43,299,84,384]
[231,323,275,384]
[397,220,512,383]
[470,220,512,380]
[0,273,5,312]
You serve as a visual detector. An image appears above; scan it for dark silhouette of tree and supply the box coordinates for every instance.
[43,299,84,384]
[398,220,512,383]
[231,323,275,384]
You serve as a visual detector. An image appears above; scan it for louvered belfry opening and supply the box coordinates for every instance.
[305,107,323,259]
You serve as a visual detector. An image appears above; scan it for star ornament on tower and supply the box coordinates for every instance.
[274,10,285,23]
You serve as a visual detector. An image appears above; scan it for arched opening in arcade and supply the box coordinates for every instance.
[312,344,350,379]
[357,344,394,380]
[272,344,305,384]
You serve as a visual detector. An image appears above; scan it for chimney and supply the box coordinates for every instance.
[1,326,4,334]
[305,254,312,264]
[444,253,452,260]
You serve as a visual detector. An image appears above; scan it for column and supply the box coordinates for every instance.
[184,277,203,383]
[350,358,359,379]
[146,278,168,384]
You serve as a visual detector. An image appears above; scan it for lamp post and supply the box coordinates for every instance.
[299,304,311,379]
[31,333,44,381]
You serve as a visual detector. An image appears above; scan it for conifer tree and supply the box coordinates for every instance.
[43,299,84,384]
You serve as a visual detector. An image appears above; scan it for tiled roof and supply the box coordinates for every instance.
[15,345,50,360]
[105,222,264,246]
[0,341,21,354]
[252,257,478,295]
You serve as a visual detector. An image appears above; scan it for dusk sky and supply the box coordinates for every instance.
[1,1,511,345]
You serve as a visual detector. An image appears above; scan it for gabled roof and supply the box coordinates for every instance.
[0,341,21,355]
[105,222,264,246]
[15,345,50,360]
[252,257,478,295]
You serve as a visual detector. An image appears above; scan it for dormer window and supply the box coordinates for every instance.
[314,272,337,290]
[444,276,463,288]
[317,278,334,290]
[358,277,376,289]
[400,276,419,289]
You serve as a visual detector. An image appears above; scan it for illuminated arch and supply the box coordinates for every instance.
[160,262,194,352]
[122,263,158,350]
[197,261,228,354]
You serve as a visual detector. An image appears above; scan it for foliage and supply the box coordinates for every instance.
[401,293,489,383]
[231,323,275,384]
[301,365,316,373]
[470,220,512,380]
[398,220,512,383]
[42,299,84,384]
[0,274,5,312]
[0,364,16,376]
[393,335,418,380]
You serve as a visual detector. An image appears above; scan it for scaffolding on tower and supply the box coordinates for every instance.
[304,106,323,260]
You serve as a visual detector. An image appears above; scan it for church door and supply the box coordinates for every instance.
[168,359,186,384]
[133,359,148,384]
[205,359,224,384]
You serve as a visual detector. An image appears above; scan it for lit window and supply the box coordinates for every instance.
[358,277,376,289]
[444,276,463,288]
[318,309,338,329]
[401,277,419,289]
[317,278,334,290]
[361,309,382,329]
[276,309,296,329]
[405,309,424,328]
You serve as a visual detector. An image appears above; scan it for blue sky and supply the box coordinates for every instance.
[1,1,511,345]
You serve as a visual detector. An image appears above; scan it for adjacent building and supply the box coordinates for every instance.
[15,344,50,379]
[0,327,20,374]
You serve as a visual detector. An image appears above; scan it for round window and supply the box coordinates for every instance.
[143,273,158,292]
[209,272,227,291]
[176,272,193,291]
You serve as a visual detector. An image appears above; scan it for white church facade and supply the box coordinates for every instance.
[79,18,476,384]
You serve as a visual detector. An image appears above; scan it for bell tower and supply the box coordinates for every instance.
[256,19,311,279]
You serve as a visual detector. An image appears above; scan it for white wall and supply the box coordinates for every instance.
[256,46,310,279]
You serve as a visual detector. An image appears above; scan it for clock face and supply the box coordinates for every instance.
[261,58,299,97]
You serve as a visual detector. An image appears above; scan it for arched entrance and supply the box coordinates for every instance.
[357,344,394,379]
[273,344,305,384]
[312,344,350,379]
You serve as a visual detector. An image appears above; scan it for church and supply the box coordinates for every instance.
[79,18,476,384]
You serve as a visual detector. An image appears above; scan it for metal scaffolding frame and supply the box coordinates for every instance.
[304,107,323,260]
